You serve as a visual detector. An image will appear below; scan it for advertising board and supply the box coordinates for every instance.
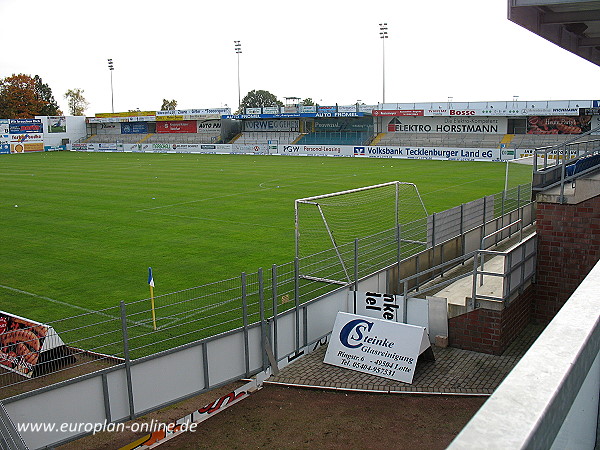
[0,311,66,378]
[324,312,432,383]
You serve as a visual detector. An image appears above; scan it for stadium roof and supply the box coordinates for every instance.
[509,0,600,66]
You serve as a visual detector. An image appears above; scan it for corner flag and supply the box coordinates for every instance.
[148,267,155,287]
[148,267,157,330]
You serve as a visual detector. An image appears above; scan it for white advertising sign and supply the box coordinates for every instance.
[384,116,508,134]
[196,120,221,133]
[324,312,431,384]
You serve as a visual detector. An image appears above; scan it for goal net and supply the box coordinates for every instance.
[295,181,427,284]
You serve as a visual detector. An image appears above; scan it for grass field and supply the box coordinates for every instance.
[0,151,532,325]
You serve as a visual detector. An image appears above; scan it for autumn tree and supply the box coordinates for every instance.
[161,99,177,111]
[238,90,283,113]
[64,88,89,116]
[0,74,61,118]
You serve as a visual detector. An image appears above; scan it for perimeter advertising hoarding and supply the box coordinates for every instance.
[156,120,197,133]
[384,116,508,134]
[121,122,149,134]
[324,312,431,384]
[526,115,592,134]
[375,106,582,116]
[244,119,299,132]
[47,116,67,133]
[0,311,66,378]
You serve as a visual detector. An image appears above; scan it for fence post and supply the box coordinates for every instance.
[354,238,359,313]
[241,272,250,378]
[397,224,402,295]
[119,301,135,420]
[431,212,436,248]
[271,264,278,362]
[294,258,300,353]
[258,268,268,371]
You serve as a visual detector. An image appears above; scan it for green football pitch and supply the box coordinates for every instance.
[0,151,532,323]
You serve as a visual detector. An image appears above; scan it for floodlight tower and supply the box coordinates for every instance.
[379,23,388,105]
[107,58,114,113]
[234,41,242,111]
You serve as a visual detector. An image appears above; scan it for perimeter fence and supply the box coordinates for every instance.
[0,183,532,400]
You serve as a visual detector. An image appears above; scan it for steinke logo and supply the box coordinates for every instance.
[339,319,394,349]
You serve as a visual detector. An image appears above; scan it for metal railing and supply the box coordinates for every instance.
[533,124,600,201]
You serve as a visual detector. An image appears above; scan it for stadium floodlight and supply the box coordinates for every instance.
[379,23,388,105]
[234,41,242,111]
[107,58,114,113]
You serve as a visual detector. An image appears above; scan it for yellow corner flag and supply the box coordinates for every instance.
[148,267,157,331]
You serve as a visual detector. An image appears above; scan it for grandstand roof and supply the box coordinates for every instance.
[509,0,600,66]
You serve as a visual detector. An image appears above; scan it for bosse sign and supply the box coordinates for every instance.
[324,312,433,384]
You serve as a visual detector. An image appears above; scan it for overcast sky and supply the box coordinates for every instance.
[1,0,599,115]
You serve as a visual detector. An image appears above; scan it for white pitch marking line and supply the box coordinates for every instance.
[0,284,154,329]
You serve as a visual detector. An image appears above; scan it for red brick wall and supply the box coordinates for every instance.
[448,285,533,355]
[534,196,600,323]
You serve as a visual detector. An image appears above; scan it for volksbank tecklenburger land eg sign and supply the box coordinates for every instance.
[324,312,433,384]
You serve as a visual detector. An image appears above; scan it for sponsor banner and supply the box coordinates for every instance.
[262,106,280,115]
[96,111,155,118]
[324,312,431,384]
[280,144,343,156]
[318,106,337,113]
[373,110,424,117]
[11,142,44,153]
[278,144,502,161]
[0,119,9,135]
[0,311,65,378]
[283,106,298,113]
[121,122,149,134]
[244,119,299,131]
[223,112,364,119]
[0,144,10,153]
[359,104,377,114]
[156,108,230,116]
[197,120,221,133]
[527,115,592,134]
[337,105,358,113]
[156,120,197,133]
[384,116,507,134]
[299,105,316,113]
[44,145,66,151]
[0,134,9,145]
[47,116,66,133]
[9,119,43,134]
[245,108,262,115]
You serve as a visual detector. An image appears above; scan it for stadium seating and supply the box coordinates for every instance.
[232,131,301,145]
[296,131,371,146]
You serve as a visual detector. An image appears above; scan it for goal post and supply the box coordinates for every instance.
[294,181,428,283]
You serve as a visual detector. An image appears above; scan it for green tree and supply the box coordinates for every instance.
[64,88,89,116]
[161,99,178,111]
[238,90,283,113]
[0,73,62,118]
[300,98,315,106]
[34,75,61,116]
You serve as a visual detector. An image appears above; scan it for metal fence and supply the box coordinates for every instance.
[0,183,532,400]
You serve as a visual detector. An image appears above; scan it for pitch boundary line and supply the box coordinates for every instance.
[0,284,154,329]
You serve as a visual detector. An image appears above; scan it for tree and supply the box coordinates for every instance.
[238,90,283,113]
[0,73,62,118]
[64,88,89,116]
[161,99,177,111]
[300,98,315,106]
[34,76,61,116]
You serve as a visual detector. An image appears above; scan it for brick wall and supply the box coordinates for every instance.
[448,285,533,355]
[534,196,600,323]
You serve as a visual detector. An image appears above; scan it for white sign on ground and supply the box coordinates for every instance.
[324,312,432,384]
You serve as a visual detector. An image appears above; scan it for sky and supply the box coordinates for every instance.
[1,0,599,115]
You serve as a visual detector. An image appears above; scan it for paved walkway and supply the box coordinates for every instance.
[266,323,544,395]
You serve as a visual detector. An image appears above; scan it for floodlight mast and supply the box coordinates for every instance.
[379,23,388,105]
[107,58,114,113]
[234,41,242,111]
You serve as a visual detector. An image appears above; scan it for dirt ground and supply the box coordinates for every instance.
[59,382,486,450]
